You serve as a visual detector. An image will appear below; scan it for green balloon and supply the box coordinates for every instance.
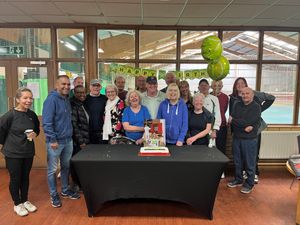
[201,35,223,61]
[207,56,230,81]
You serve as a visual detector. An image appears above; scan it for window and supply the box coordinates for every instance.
[0,28,51,58]
[181,31,217,60]
[263,32,298,60]
[139,30,177,60]
[57,29,84,58]
[98,29,135,59]
[261,64,297,124]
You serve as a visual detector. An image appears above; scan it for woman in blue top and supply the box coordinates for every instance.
[122,90,151,145]
[157,83,188,146]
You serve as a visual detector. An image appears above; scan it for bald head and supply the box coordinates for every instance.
[165,72,176,85]
[241,87,254,105]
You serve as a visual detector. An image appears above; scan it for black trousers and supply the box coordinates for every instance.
[216,126,228,155]
[5,157,33,205]
[256,133,261,176]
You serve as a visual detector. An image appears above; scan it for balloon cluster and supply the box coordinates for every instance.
[201,35,230,81]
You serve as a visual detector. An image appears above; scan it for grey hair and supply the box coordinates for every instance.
[125,89,142,106]
[193,93,205,104]
[105,84,119,95]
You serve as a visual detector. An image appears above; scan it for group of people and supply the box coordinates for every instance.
[0,72,275,217]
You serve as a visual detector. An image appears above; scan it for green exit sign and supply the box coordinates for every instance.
[0,46,24,55]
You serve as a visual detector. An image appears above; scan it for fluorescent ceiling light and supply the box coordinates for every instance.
[64,42,77,51]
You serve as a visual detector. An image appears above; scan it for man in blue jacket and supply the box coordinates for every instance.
[42,75,80,208]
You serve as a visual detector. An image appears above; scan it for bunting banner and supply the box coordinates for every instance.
[108,64,209,80]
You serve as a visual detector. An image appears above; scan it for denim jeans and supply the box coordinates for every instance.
[232,137,258,188]
[46,139,73,196]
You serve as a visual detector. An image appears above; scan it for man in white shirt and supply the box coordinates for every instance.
[142,76,166,119]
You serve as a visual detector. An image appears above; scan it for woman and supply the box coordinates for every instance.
[70,85,90,191]
[179,80,193,111]
[122,90,151,145]
[103,84,125,140]
[157,83,188,146]
[0,87,40,216]
[186,93,212,145]
[230,77,275,183]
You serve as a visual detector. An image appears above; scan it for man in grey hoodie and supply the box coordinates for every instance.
[42,75,80,208]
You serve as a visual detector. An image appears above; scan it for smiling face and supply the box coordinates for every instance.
[16,90,33,111]
[165,72,176,85]
[89,83,101,96]
[74,86,86,102]
[179,82,190,97]
[74,77,84,87]
[106,86,117,101]
[129,91,141,106]
[211,80,223,94]
[56,76,71,97]
[198,81,210,95]
[167,84,179,101]
[193,94,204,111]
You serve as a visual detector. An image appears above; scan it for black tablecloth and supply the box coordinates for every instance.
[71,144,229,219]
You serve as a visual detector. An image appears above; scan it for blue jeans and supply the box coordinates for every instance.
[46,139,73,196]
[232,137,257,188]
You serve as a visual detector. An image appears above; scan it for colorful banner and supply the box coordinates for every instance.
[109,64,208,80]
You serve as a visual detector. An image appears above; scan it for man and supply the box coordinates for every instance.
[42,75,80,208]
[114,75,128,101]
[141,76,166,119]
[160,72,176,93]
[135,75,146,93]
[69,76,84,98]
[211,80,229,155]
[198,79,221,148]
[227,87,261,194]
[84,79,107,144]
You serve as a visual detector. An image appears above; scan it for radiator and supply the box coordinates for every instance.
[260,131,300,159]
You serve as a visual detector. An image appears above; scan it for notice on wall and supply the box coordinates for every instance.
[27,82,40,99]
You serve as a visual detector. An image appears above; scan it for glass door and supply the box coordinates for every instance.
[0,62,12,116]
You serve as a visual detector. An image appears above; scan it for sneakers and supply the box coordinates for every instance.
[240,186,253,194]
[254,174,259,184]
[61,189,80,200]
[221,172,225,179]
[227,180,243,188]
[51,194,62,208]
[243,171,248,180]
[14,203,28,217]
[23,201,37,212]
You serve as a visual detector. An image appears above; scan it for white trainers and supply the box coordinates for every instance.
[24,201,37,212]
[14,203,28,216]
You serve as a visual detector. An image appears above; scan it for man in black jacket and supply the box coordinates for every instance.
[227,87,261,194]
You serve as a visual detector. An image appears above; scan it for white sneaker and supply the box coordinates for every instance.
[24,201,37,212]
[208,139,215,148]
[14,203,28,217]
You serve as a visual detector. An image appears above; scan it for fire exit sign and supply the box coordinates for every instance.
[0,46,24,55]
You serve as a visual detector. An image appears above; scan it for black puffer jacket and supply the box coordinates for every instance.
[70,97,90,146]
